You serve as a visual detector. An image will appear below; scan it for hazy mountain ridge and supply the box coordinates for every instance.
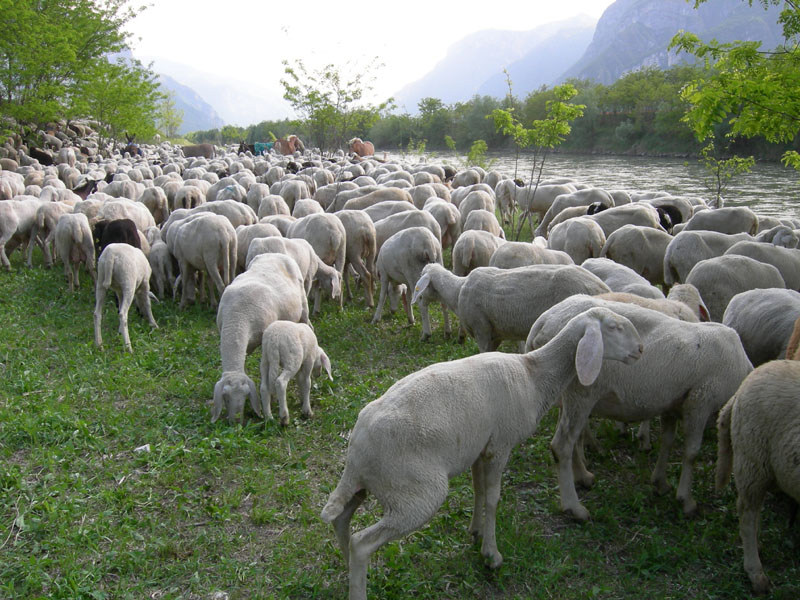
[157,74,224,135]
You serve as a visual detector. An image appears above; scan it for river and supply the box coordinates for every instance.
[385,151,800,221]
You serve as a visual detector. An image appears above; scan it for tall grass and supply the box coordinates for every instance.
[0,248,797,599]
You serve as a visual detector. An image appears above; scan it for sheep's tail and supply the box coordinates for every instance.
[98,251,114,291]
[715,396,735,491]
[320,470,361,523]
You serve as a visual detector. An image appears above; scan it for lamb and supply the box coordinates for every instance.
[334,209,377,307]
[526,294,753,520]
[54,212,96,292]
[291,197,323,219]
[715,359,800,593]
[372,227,446,339]
[213,253,309,423]
[259,321,332,426]
[172,185,206,211]
[93,243,158,353]
[412,263,611,351]
[685,254,785,321]
[321,307,643,600]
[144,226,176,299]
[721,288,800,366]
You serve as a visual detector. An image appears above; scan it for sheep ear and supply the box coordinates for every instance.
[211,380,225,423]
[411,272,431,304]
[247,377,262,418]
[575,320,604,386]
[320,350,333,381]
[698,302,711,322]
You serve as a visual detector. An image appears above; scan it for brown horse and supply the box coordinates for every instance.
[273,135,305,155]
[348,137,375,157]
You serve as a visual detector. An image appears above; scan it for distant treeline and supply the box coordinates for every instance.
[187,66,799,161]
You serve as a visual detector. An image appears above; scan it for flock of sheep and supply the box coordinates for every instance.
[1,121,799,598]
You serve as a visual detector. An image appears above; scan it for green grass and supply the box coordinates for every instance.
[1,248,798,600]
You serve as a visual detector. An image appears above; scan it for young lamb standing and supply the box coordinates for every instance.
[259,321,332,426]
[94,243,158,353]
[321,307,643,600]
[716,359,800,593]
[54,212,96,292]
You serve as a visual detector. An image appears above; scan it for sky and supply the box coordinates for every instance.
[125,0,616,109]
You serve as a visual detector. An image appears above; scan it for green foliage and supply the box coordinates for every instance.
[155,91,183,140]
[697,140,756,205]
[670,0,800,169]
[280,58,391,152]
[0,0,158,138]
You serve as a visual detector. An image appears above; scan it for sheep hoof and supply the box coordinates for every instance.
[681,497,698,516]
[279,416,290,427]
[420,333,431,342]
[749,572,771,595]
[653,479,672,496]
[575,472,595,489]
[484,551,503,569]
[565,505,590,522]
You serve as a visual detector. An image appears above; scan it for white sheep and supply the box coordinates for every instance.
[547,216,607,265]
[234,222,282,273]
[144,226,175,299]
[334,209,377,307]
[26,200,74,268]
[374,209,441,255]
[259,321,332,426]
[412,263,611,350]
[685,254,785,321]
[321,307,643,600]
[462,208,505,239]
[663,230,753,286]
[338,187,413,213]
[488,241,573,269]
[0,195,40,269]
[54,212,96,292]
[93,243,158,353]
[422,197,461,250]
[535,188,614,237]
[451,229,504,276]
[599,224,673,289]
[582,257,665,299]
[362,200,419,223]
[372,227,446,339]
[683,206,759,235]
[715,359,800,593]
[724,239,800,291]
[214,253,309,424]
[526,294,753,520]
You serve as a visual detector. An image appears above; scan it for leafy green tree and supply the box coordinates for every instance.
[281,58,390,152]
[0,0,156,141]
[492,83,585,239]
[156,90,183,140]
[670,0,800,169]
[417,97,451,148]
[698,140,756,206]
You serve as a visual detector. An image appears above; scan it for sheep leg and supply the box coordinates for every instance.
[400,288,414,325]
[93,285,107,347]
[312,280,322,316]
[419,299,432,340]
[478,452,510,569]
[441,302,451,338]
[259,360,274,422]
[42,229,57,267]
[179,261,195,308]
[297,363,314,419]
[551,398,594,521]
[351,257,374,307]
[332,489,367,567]
[651,413,678,496]
[469,459,486,541]
[737,478,770,593]
[273,371,293,427]
[135,285,158,329]
[637,419,652,451]
[371,277,389,323]
[348,482,448,600]
[573,427,595,488]
[675,415,706,515]
[117,288,135,353]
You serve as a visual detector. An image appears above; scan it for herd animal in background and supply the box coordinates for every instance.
[2,127,800,597]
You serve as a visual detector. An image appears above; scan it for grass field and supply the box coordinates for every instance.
[1,246,798,599]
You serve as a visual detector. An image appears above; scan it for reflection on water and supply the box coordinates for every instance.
[386,151,800,220]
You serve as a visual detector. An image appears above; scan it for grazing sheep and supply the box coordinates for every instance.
[535,188,614,237]
[724,240,800,291]
[334,209,377,307]
[715,359,800,593]
[321,307,643,600]
[259,321,332,426]
[95,198,156,231]
[374,209,442,255]
[683,206,759,235]
[451,229,505,277]
[685,254,785,321]
[753,223,799,248]
[190,199,258,229]
[458,190,496,228]
[137,186,170,225]
[526,294,753,520]
[787,315,800,359]
[213,253,309,424]
[0,195,40,270]
[145,227,175,300]
[547,217,607,265]
[663,230,753,286]
[26,200,74,267]
[338,187,413,213]
[362,200,418,223]
[93,243,158,353]
[93,218,141,257]
[422,198,461,250]
[721,288,800,366]
[586,202,665,239]
[463,209,505,239]
[255,192,291,218]
[167,213,237,308]
[287,213,347,314]
[372,226,446,339]
[235,222,282,273]
[599,224,673,289]
[54,212,96,292]
[412,263,611,351]
[173,185,206,211]
[582,258,665,299]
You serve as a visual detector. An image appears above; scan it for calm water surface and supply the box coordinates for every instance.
[388,151,800,221]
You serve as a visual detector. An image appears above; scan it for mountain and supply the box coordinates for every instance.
[142,57,292,127]
[157,74,224,135]
[392,16,596,113]
[557,0,785,84]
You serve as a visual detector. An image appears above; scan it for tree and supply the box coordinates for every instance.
[670,0,800,170]
[0,0,157,142]
[156,91,183,140]
[281,58,391,153]
[697,140,756,207]
[491,83,585,239]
